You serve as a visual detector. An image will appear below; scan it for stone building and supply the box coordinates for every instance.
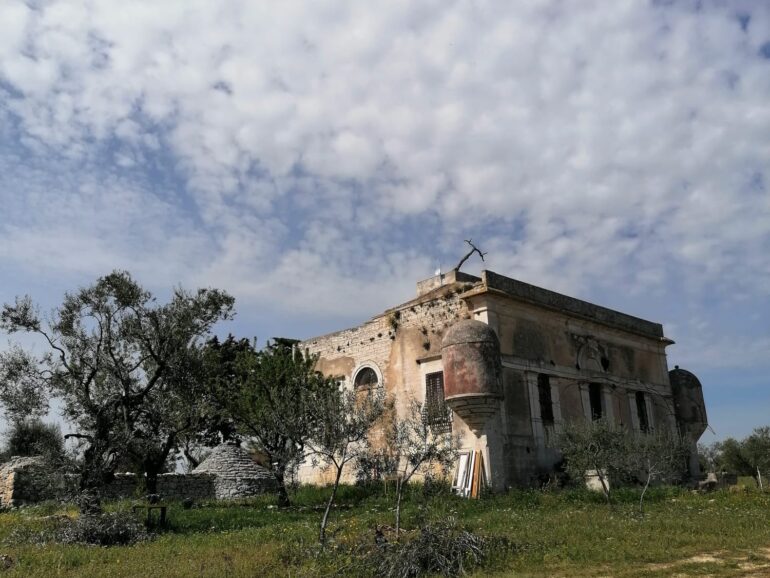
[298,269,707,491]
[193,443,277,499]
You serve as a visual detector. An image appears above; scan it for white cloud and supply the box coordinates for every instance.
[0,0,768,341]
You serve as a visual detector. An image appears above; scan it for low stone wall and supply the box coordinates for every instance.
[0,457,78,507]
[0,452,275,507]
[0,459,219,506]
[101,472,217,501]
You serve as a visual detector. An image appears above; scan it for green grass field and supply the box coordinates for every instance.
[1,485,769,577]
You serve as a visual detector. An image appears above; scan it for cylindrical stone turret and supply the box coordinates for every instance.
[669,366,708,441]
[441,319,503,433]
[669,366,708,478]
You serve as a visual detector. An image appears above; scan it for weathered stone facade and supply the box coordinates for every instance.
[298,269,707,490]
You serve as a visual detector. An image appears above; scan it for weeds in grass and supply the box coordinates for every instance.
[8,511,150,547]
[372,518,488,578]
[0,486,769,577]
[283,517,502,578]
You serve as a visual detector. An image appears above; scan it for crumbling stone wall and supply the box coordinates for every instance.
[0,456,55,507]
[302,283,472,385]
[0,459,258,507]
[298,281,474,485]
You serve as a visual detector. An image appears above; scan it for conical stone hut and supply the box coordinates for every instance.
[193,443,276,499]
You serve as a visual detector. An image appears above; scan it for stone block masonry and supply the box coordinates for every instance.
[302,284,472,371]
[0,455,277,507]
[100,472,217,501]
[0,457,53,507]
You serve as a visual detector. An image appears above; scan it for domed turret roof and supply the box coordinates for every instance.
[669,366,702,389]
[442,319,499,348]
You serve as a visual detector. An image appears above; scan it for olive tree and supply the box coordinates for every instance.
[383,399,458,540]
[554,418,627,505]
[0,271,234,512]
[122,346,211,494]
[214,340,340,507]
[308,386,388,547]
[626,431,688,513]
[555,419,688,509]
[706,427,770,489]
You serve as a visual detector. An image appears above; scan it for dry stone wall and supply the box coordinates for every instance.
[0,448,276,507]
[100,473,216,501]
[193,444,277,499]
[0,456,55,507]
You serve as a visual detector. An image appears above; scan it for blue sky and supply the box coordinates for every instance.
[0,0,768,443]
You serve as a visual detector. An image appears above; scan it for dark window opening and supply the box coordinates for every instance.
[600,356,610,371]
[354,367,379,388]
[589,383,603,421]
[425,371,451,434]
[537,374,554,426]
[636,391,650,433]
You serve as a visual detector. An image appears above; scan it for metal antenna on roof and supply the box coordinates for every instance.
[454,239,487,272]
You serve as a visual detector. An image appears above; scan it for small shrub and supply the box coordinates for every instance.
[56,512,151,546]
[2,419,65,460]
[373,518,487,578]
[420,476,452,499]
[9,510,150,547]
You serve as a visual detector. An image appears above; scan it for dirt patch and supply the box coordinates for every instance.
[647,552,725,572]
[686,554,723,564]
[738,561,770,572]
[646,547,770,576]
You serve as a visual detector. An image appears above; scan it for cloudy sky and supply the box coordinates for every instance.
[0,0,768,441]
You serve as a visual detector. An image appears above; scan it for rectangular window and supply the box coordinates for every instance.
[425,371,451,433]
[537,374,554,425]
[635,391,650,433]
[589,383,603,421]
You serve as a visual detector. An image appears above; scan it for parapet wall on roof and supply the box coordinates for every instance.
[482,270,665,339]
[416,270,480,296]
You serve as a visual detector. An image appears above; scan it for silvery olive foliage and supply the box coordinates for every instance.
[377,399,459,539]
[308,386,388,546]
[0,271,234,513]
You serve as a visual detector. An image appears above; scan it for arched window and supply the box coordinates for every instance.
[354,366,379,389]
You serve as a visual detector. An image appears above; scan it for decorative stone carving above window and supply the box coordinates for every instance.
[572,335,610,372]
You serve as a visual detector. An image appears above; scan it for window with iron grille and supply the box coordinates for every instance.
[425,371,451,433]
